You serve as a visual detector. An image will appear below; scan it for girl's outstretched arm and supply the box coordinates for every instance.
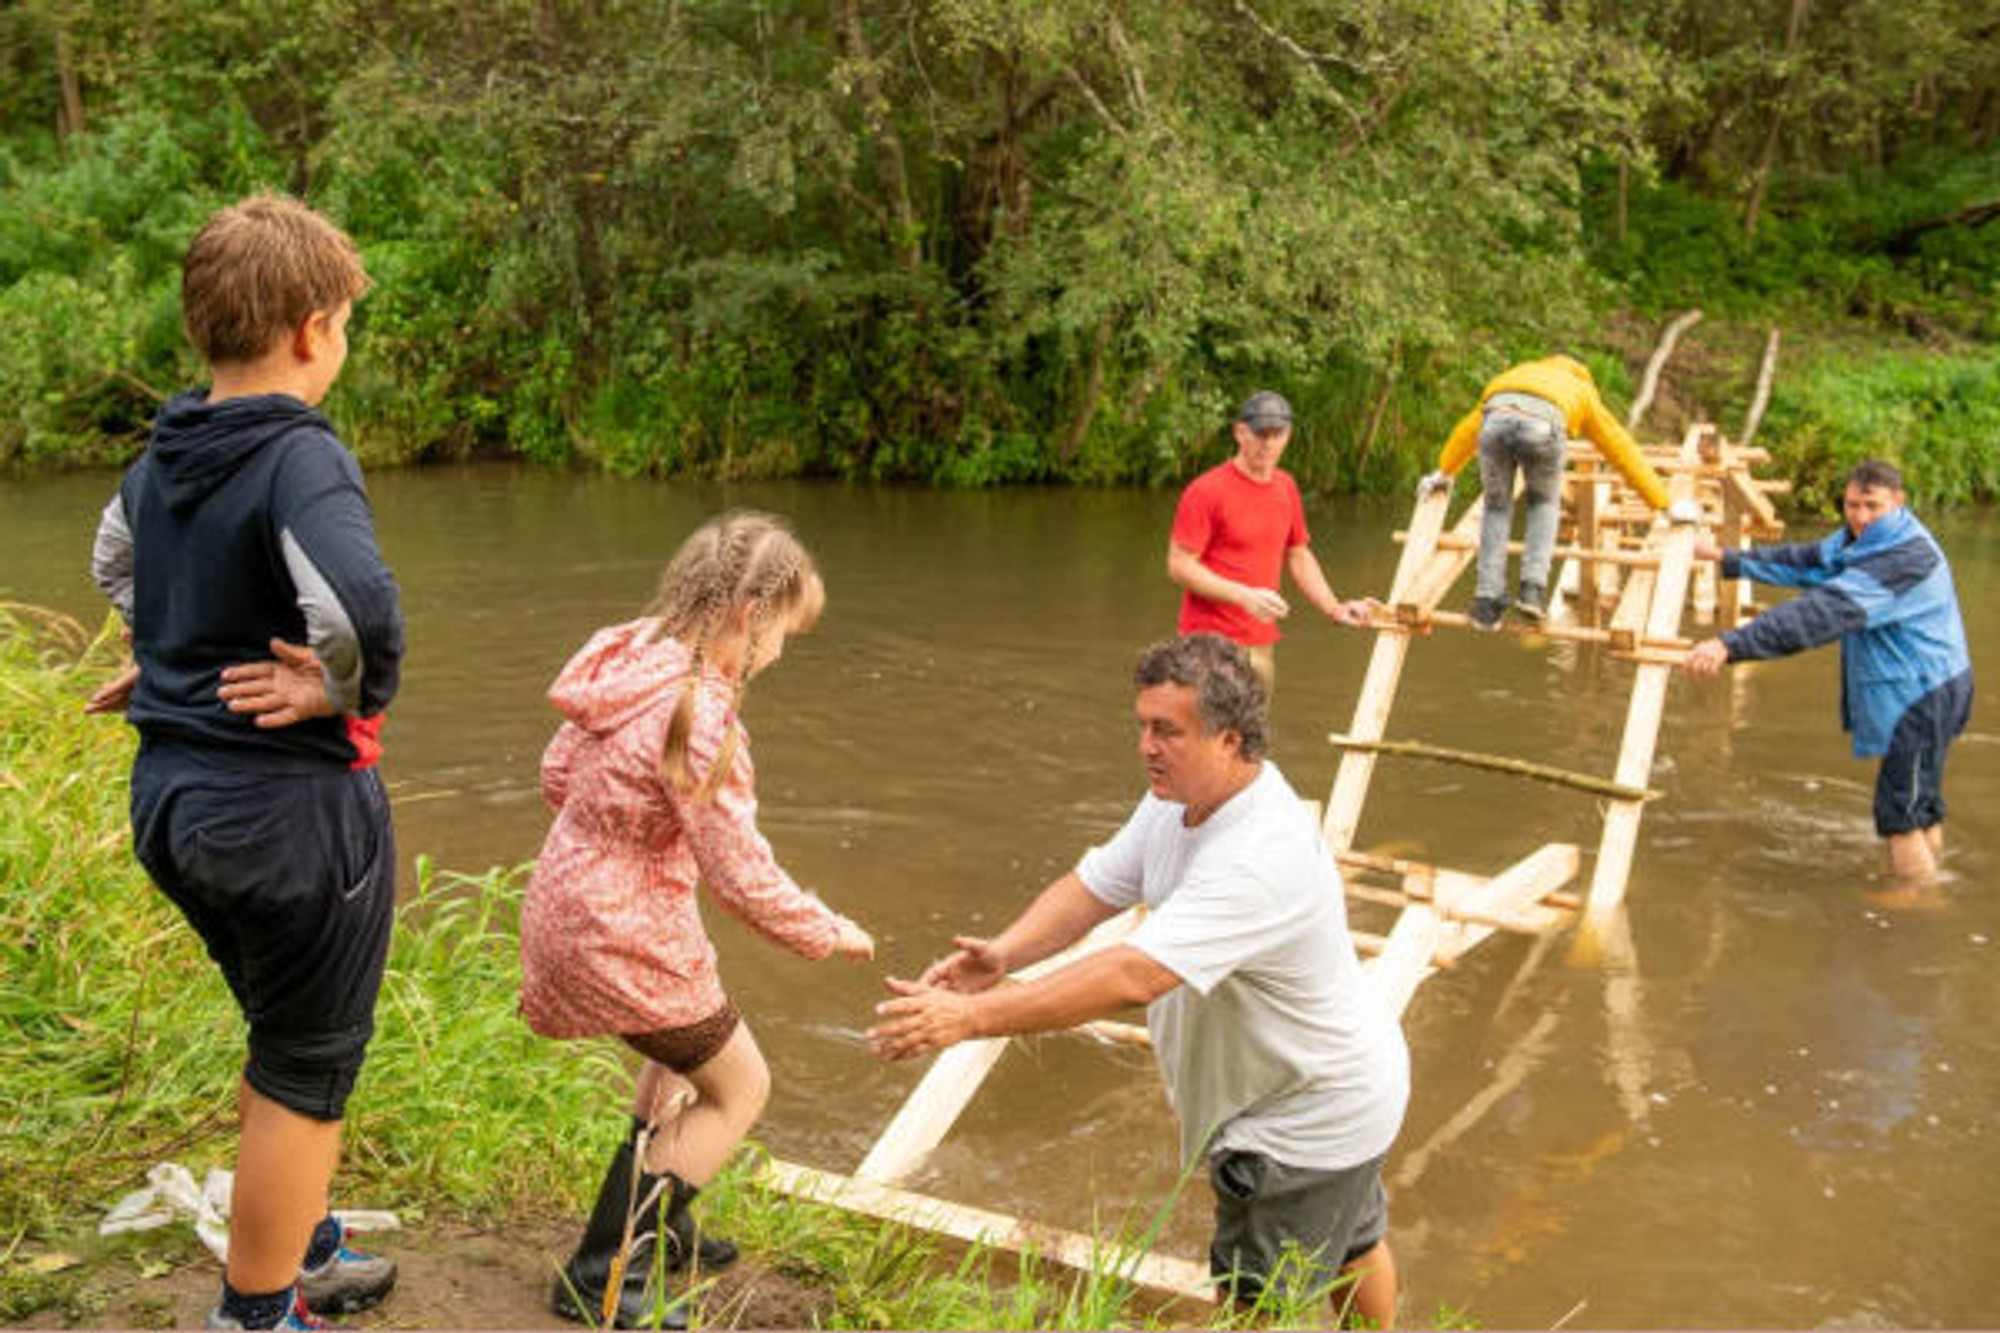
[685,765,845,959]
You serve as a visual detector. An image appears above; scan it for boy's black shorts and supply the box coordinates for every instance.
[130,743,395,1121]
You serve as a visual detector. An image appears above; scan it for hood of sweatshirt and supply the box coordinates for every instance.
[549,619,720,736]
[147,390,329,514]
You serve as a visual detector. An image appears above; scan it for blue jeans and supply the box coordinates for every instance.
[1476,410,1566,600]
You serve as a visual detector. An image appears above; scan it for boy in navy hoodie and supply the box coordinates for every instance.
[88,193,404,1330]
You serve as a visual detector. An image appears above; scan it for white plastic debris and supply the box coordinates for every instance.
[99,1162,399,1263]
[99,1162,232,1261]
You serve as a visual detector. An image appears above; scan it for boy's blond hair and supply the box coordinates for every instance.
[181,192,370,365]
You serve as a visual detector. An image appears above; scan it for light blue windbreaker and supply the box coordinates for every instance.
[1720,506,1971,758]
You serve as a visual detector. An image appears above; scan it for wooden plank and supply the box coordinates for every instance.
[759,1159,1216,1303]
[1393,530,1664,570]
[1362,901,1443,1019]
[1336,849,1581,912]
[1399,495,1488,613]
[1586,428,1703,917]
[1321,488,1452,853]
[855,912,1140,1184]
[1609,566,1655,638]
[1434,842,1581,965]
[1723,462,1782,533]
[1400,610,1690,657]
[1346,881,1567,937]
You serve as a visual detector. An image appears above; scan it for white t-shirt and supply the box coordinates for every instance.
[1076,761,1408,1170]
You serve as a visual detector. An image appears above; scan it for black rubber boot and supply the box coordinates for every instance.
[660,1171,739,1274]
[551,1138,686,1331]
[626,1115,738,1273]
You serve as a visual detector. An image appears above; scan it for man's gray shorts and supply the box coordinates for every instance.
[1209,1148,1389,1306]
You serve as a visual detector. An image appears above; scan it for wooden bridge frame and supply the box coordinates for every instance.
[756,423,1789,1305]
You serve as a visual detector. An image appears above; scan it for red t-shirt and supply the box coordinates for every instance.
[1171,462,1309,646]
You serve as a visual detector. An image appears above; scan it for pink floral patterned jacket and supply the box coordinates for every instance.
[518,619,841,1038]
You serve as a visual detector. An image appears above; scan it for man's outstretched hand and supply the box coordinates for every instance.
[869,978,980,1060]
[917,936,1009,993]
[219,638,334,728]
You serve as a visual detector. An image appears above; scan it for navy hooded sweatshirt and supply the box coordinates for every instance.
[92,391,404,771]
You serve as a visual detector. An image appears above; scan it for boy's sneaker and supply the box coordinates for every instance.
[206,1287,328,1331]
[299,1218,397,1315]
[1468,596,1506,631]
[1514,582,1548,622]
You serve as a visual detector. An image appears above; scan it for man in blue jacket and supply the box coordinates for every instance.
[1685,460,1972,880]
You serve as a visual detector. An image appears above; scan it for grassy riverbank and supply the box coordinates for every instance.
[1,610,1394,1329]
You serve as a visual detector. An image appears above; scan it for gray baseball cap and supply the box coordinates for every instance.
[1237,390,1293,431]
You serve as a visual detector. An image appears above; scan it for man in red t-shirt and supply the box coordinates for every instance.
[1167,391,1378,695]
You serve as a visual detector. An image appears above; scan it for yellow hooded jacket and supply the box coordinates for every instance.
[1435,356,1670,510]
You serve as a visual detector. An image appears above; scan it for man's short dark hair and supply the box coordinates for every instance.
[1133,635,1268,760]
[1845,458,1905,494]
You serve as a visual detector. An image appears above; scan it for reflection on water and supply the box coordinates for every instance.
[4,464,1996,1326]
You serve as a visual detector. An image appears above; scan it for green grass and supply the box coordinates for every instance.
[0,609,1432,1329]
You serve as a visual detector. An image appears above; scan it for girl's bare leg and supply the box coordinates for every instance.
[633,1025,770,1185]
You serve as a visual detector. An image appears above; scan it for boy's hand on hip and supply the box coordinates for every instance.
[219,637,334,728]
[84,661,141,715]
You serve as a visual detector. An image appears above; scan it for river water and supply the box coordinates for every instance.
[5,464,1996,1326]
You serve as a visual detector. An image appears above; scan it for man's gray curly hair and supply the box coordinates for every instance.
[1132,634,1268,760]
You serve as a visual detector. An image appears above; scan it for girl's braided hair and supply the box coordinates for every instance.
[643,511,823,799]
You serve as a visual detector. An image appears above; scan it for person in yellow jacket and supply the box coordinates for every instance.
[1418,355,1698,629]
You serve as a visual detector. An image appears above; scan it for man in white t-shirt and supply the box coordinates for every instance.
[869,634,1409,1324]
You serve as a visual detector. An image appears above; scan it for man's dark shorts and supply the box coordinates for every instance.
[1209,1148,1389,1307]
[130,743,396,1121]
[1874,674,1973,837]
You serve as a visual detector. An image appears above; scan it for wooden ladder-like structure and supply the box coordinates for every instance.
[759,423,1789,1304]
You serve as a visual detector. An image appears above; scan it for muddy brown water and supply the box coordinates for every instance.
[7,464,1997,1326]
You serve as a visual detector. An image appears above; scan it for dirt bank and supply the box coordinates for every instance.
[15,1220,832,1330]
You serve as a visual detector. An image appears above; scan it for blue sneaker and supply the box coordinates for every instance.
[299,1218,397,1315]
[206,1286,327,1330]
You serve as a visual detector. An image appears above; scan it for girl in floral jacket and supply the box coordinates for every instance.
[520,511,874,1328]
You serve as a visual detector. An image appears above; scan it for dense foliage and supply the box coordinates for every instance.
[1,0,1995,499]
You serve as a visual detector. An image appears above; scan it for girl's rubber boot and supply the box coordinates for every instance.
[550,1138,687,1331]
[625,1115,738,1272]
[662,1171,739,1274]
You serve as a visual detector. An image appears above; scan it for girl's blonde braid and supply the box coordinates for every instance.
[654,513,819,800]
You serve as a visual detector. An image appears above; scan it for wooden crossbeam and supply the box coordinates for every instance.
[1394,530,1665,570]
[759,1159,1216,1304]
[1327,733,1660,801]
[1362,843,1581,1015]
[1394,609,1690,658]
[1336,849,1582,913]
[1433,843,1581,965]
